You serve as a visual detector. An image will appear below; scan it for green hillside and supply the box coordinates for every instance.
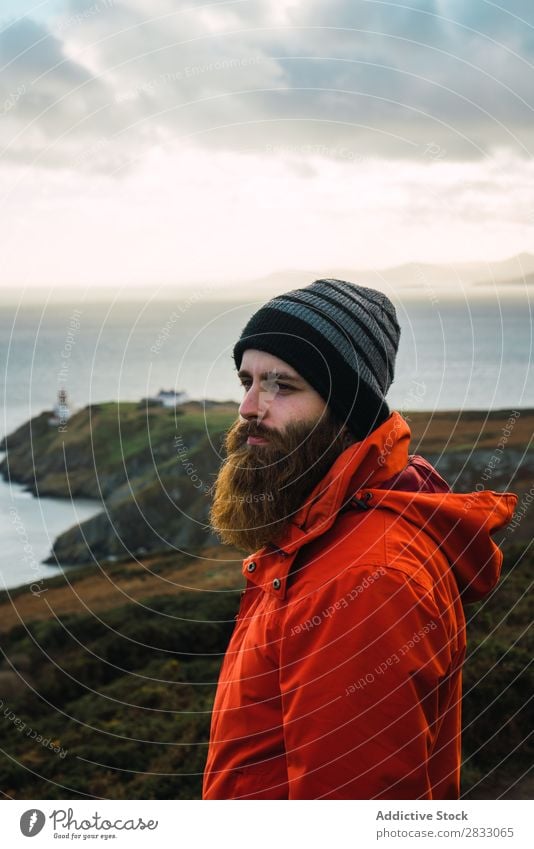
[0,404,531,798]
[1,404,532,566]
[0,541,531,799]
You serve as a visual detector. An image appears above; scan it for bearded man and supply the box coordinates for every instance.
[202,279,517,800]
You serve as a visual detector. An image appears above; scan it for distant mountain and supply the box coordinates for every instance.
[475,269,534,287]
[219,253,534,299]
[2,253,533,304]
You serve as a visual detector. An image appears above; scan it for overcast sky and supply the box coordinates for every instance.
[1,0,534,292]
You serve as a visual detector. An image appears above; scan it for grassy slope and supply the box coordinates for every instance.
[0,400,238,498]
[0,406,532,799]
[0,547,244,800]
[0,542,530,800]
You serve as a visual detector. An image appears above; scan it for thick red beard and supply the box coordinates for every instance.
[209,413,355,552]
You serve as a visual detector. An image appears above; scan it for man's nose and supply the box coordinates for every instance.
[239,381,263,421]
[239,379,276,423]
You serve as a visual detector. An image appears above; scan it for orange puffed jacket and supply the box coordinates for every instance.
[202,411,517,800]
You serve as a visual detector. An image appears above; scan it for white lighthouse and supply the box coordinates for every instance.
[49,388,71,426]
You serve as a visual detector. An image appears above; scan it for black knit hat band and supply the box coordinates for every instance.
[233,279,400,440]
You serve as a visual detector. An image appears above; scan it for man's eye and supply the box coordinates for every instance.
[240,380,293,392]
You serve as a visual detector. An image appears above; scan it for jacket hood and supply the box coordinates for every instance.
[267,411,518,604]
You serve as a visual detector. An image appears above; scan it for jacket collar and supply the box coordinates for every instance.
[288,410,411,540]
[242,411,411,593]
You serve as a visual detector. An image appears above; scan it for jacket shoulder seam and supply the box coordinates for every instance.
[377,562,439,607]
[383,510,440,596]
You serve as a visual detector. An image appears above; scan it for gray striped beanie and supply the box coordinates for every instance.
[233,279,401,440]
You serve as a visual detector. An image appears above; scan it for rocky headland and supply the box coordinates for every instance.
[1,402,532,567]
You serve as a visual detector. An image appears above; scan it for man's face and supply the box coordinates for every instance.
[209,350,354,552]
[237,349,327,436]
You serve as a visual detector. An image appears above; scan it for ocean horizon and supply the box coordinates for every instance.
[1,293,532,437]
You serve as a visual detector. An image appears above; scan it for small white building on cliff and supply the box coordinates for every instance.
[149,389,189,408]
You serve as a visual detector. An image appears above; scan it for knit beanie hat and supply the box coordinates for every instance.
[233,279,401,440]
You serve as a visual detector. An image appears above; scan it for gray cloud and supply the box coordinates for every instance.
[0,15,128,170]
[1,0,534,172]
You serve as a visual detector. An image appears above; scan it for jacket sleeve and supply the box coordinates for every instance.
[279,563,453,799]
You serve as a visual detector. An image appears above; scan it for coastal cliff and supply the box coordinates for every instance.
[0,400,237,564]
[1,404,533,566]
